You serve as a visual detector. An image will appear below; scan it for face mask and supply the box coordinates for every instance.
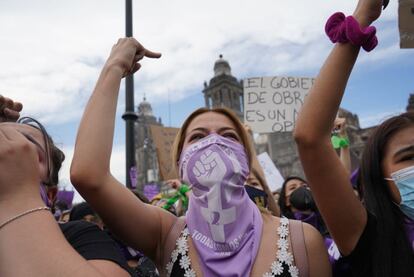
[179,133,263,277]
[289,186,316,211]
[245,185,268,209]
[386,165,414,220]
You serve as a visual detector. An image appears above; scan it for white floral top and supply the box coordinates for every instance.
[166,217,299,277]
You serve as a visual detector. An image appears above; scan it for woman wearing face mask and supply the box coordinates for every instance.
[0,96,132,277]
[71,38,331,277]
[294,0,414,276]
[278,178,330,240]
[244,124,281,217]
[245,167,280,217]
[279,178,352,277]
[278,178,315,221]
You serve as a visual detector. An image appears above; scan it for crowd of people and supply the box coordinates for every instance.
[0,0,413,276]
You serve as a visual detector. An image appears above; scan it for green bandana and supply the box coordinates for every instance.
[163,184,191,211]
[331,135,350,149]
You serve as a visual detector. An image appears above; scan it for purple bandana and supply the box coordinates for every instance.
[179,134,263,277]
[293,212,319,230]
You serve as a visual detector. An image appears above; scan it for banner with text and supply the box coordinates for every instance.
[399,0,414,48]
[244,76,315,133]
[257,152,284,192]
[150,126,180,181]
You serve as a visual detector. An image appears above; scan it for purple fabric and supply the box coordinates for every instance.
[57,190,75,209]
[325,12,378,52]
[404,216,414,250]
[143,184,160,201]
[350,168,359,189]
[179,134,263,277]
[129,166,137,189]
[325,237,340,264]
[39,184,52,208]
[294,212,319,230]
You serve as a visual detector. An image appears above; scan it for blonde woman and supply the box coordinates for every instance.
[71,38,331,277]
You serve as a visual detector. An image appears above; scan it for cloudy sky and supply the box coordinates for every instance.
[1,0,413,202]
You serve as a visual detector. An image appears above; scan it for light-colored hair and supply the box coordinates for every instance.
[172,107,254,174]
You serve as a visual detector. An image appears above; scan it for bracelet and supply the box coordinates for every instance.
[325,12,378,52]
[0,207,50,230]
[331,135,350,149]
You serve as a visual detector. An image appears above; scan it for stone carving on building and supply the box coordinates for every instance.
[134,97,162,191]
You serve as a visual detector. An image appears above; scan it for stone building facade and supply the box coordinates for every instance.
[134,97,163,190]
[202,56,411,179]
[202,55,244,121]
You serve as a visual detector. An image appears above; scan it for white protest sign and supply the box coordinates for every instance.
[257,152,284,192]
[244,76,315,133]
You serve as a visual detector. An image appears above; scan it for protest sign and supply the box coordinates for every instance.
[257,152,284,192]
[244,76,315,133]
[150,125,180,181]
[399,0,414,48]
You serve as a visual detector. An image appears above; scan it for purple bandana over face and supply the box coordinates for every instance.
[179,134,263,277]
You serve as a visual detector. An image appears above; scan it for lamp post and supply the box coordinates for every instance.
[122,0,138,188]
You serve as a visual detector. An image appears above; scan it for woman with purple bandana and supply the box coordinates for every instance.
[294,0,414,276]
[71,38,331,277]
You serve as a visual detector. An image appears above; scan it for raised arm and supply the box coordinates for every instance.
[293,0,383,255]
[70,38,176,263]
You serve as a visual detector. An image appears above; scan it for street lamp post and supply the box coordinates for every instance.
[122,0,138,188]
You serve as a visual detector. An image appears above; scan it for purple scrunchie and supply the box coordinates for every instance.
[325,12,378,52]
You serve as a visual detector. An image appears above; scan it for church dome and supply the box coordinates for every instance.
[214,54,232,76]
[138,97,153,116]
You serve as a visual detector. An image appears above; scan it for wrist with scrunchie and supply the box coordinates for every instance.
[325,12,378,52]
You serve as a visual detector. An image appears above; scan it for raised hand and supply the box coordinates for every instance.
[0,95,23,123]
[0,126,39,202]
[333,117,347,136]
[353,0,384,26]
[165,179,182,190]
[105,37,161,78]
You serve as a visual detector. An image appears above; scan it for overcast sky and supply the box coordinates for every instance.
[1,0,413,202]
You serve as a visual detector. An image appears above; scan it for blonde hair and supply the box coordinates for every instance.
[172,107,254,174]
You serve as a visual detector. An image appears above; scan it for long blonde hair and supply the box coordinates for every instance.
[172,107,254,173]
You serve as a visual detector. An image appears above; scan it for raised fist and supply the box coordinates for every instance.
[192,149,227,189]
[0,95,23,123]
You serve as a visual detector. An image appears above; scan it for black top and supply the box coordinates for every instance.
[342,211,413,277]
[59,220,131,274]
[341,212,376,277]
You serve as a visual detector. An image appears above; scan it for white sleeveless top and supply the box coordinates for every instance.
[166,217,299,277]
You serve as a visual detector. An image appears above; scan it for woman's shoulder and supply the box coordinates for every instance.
[300,221,332,277]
